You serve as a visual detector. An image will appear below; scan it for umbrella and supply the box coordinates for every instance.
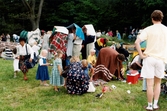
[67,23,84,40]
[84,24,96,36]
[53,26,69,34]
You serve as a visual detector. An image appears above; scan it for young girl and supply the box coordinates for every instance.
[36,49,50,86]
[50,50,64,91]
[13,46,20,78]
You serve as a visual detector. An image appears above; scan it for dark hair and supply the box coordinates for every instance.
[104,38,108,44]
[130,63,141,70]
[12,48,17,54]
[151,10,163,21]
[117,54,125,61]
[19,38,26,42]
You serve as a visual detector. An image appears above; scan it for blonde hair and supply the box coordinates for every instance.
[81,59,88,67]
[54,49,63,59]
[70,56,80,63]
[40,49,48,57]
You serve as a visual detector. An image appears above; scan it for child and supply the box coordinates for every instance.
[31,41,40,57]
[87,49,96,67]
[81,59,94,81]
[36,49,50,86]
[13,47,20,78]
[50,50,64,91]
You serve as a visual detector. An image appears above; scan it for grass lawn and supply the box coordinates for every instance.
[0,58,167,111]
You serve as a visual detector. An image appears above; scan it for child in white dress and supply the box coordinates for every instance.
[13,46,20,78]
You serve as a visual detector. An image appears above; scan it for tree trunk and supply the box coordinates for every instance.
[22,0,44,30]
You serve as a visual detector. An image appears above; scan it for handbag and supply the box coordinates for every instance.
[25,44,36,69]
[61,65,70,78]
[87,82,96,92]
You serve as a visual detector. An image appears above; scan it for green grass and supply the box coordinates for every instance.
[0,58,167,111]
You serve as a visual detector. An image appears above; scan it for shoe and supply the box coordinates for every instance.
[153,105,159,110]
[142,90,146,92]
[95,93,103,98]
[55,88,59,92]
[145,106,153,111]
[24,77,28,81]
[43,83,49,86]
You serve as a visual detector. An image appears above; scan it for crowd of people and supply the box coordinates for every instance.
[1,9,167,111]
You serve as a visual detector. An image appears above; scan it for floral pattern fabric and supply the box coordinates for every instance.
[66,62,89,95]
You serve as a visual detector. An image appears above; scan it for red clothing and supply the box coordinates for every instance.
[49,33,68,59]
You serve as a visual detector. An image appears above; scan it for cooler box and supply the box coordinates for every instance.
[127,72,139,84]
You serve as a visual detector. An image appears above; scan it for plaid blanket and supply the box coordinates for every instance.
[49,33,68,59]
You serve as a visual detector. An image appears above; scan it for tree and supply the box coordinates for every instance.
[21,0,44,30]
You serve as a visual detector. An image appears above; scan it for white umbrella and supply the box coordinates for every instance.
[54,26,69,34]
[84,24,96,36]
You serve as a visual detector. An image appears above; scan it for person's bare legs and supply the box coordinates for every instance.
[43,81,49,86]
[153,76,161,109]
[24,73,28,80]
[54,86,59,91]
[146,78,154,110]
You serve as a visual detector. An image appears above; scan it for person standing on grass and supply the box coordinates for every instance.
[135,10,167,111]
[50,50,64,92]
[36,49,50,86]
[18,37,34,80]
[12,46,20,78]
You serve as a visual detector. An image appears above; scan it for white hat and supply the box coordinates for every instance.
[90,49,96,52]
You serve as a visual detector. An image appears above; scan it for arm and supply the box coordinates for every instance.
[135,61,142,67]
[39,58,50,66]
[27,44,34,62]
[86,35,95,44]
[57,65,62,75]
[135,33,148,59]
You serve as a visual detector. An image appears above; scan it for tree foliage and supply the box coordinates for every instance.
[0,0,167,36]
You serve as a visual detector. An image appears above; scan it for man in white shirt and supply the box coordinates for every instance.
[135,10,167,111]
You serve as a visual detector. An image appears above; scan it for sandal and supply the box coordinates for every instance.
[43,83,49,86]
[55,88,59,92]
[24,77,28,81]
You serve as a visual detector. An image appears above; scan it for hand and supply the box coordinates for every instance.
[29,58,32,62]
[140,53,148,59]
[121,68,125,76]
[46,63,50,66]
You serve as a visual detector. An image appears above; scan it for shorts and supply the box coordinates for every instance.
[141,56,165,79]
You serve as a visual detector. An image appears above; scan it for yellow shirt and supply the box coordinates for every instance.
[138,24,167,63]
[87,55,96,64]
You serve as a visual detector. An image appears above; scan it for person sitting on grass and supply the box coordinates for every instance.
[81,59,94,81]
[66,56,89,95]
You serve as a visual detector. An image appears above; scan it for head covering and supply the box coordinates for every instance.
[100,38,105,44]
[19,30,28,42]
